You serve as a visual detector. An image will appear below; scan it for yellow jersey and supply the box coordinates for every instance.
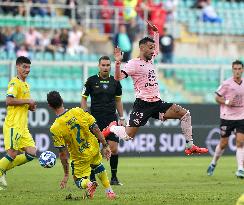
[50,107,100,162]
[4,77,30,128]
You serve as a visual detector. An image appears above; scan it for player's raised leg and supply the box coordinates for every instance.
[163,104,208,155]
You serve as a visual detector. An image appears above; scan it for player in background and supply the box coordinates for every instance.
[81,56,124,186]
[102,21,208,156]
[0,56,37,190]
[207,60,244,178]
[47,91,116,199]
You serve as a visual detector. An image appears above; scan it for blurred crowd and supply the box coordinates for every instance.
[0,25,87,58]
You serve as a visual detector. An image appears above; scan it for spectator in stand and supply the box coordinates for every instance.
[11,26,25,52]
[39,30,51,52]
[113,0,124,23]
[159,27,174,64]
[25,27,42,52]
[5,28,15,54]
[126,18,140,45]
[201,0,222,23]
[164,0,178,22]
[16,45,29,58]
[1,0,25,16]
[113,24,132,63]
[64,0,79,20]
[59,29,69,53]
[123,0,138,22]
[0,28,6,51]
[191,0,207,9]
[48,30,64,54]
[67,25,87,55]
[99,0,113,33]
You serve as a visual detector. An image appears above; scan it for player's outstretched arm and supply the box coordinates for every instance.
[146,20,159,56]
[114,47,124,81]
[90,123,111,160]
[58,147,69,189]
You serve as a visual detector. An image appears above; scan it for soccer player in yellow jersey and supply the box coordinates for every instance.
[0,56,37,190]
[47,91,116,200]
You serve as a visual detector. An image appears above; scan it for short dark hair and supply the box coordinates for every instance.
[16,56,31,65]
[99,56,110,64]
[232,60,243,68]
[47,91,63,109]
[139,37,155,46]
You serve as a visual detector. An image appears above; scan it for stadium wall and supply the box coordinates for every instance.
[0,103,237,157]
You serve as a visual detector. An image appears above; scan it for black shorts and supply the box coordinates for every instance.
[220,119,244,137]
[128,98,173,127]
[94,114,119,143]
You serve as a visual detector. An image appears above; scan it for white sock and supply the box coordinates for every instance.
[181,112,193,147]
[211,144,225,165]
[105,187,113,193]
[236,147,244,171]
[110,125,131,141]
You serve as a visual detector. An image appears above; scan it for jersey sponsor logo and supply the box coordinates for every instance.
[102,84,108,89]
[8,86,14,93]
[82,87,86,94]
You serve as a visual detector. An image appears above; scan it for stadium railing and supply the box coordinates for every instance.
[0,61,231,104]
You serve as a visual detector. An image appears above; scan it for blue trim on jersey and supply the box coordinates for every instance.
[5,154,14,162]
[25,153,35,161]
[93,163,105,174]
[6,94,14,98]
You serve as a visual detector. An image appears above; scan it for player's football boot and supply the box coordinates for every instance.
[110,177,123,186]
[0,172,7,189]
[85,181,98,199]
[185,145,208,155]
[236,170,244,179]
[102,121,117,138]
[106,191,116,200]
[207,164,216,176]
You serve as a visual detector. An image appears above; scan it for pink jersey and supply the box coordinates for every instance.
[216,77,244,120]
[121,32,160,102]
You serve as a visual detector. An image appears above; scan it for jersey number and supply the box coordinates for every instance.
[71,124,81,143]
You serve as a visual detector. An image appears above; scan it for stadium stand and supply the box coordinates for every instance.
[0,0,243,104]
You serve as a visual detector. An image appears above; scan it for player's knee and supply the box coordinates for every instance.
[25,147,37,157]
[7,149,18,159]
[219,139,228,149]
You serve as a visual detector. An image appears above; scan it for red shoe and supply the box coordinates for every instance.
[102,121,117,138]
[106,191,116,200]
[85,181,98,199]
[185,145,208,155]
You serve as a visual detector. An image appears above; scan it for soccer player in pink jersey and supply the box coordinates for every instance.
[207,60,244,178]
[102,21,208,156]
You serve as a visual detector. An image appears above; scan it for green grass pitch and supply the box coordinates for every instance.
[0,156,243,205]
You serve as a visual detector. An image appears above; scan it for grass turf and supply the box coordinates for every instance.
[0,156,243,205]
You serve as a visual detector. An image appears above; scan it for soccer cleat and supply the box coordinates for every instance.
[185,145,208,155]
[207,164,216,176]
[106,191,116,200]
[0,173,7,189]
[236,170,244,179]
[102,121,117,138]
[110,177,123,186]
[85,181,98,199]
